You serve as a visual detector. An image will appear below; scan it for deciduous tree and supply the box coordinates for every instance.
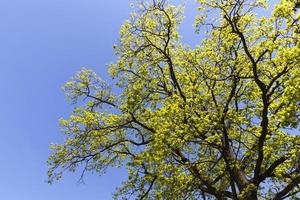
[48,0,300,199]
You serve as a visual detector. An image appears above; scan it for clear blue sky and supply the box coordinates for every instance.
[0,0,198,199]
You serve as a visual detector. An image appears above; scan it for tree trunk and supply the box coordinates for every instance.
[243,189,258,200]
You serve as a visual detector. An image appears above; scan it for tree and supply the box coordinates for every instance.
[48,0,300,199]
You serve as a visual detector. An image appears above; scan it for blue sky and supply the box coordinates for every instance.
[0,0,198,199]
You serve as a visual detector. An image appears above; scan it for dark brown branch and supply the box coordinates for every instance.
[139,176,157,200]
[273,176,300,200]
[254,156,289,185]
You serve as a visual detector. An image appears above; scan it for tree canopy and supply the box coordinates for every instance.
[48,0,300,199]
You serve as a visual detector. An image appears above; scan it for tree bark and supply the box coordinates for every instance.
[244,189,258,200]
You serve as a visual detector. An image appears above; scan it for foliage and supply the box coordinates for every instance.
[48,0,300,199]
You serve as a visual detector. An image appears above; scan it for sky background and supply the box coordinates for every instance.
[0,0,198,199]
